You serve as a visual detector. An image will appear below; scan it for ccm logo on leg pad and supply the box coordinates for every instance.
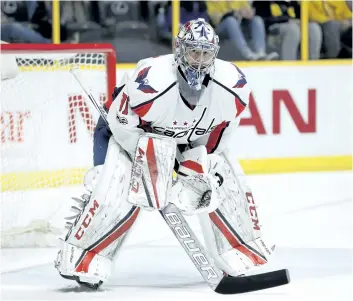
[75,200,100,240]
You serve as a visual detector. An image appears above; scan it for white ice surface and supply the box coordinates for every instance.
[1,171,352,301]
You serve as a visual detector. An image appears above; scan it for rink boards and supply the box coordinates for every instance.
[1,63,352,191]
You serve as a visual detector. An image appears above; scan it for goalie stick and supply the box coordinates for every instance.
[70,68,290,294]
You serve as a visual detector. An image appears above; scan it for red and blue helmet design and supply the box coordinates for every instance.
[174,18,220,90]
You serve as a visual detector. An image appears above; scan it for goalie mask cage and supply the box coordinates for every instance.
[1,43,116,247]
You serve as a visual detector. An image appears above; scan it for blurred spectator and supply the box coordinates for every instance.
[139,1,150,23]
[1,1,51,43]
[0,1,88,44]
[207,1,278,60]
[327,0,352,58]
[308,1,345,58]
[253,1,322,60]
[166,1,210,25]
[328,0,353,22]
[156,1,209,42]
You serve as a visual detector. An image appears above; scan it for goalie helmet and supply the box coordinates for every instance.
[174,18,220,90]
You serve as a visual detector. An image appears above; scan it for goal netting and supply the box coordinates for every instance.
[1,43,116,247]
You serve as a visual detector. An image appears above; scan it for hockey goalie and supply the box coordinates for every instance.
[55,18,283,291]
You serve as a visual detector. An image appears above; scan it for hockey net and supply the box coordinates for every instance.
[1,43,116,247]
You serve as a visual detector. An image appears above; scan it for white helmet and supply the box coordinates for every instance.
[174,18,220,90]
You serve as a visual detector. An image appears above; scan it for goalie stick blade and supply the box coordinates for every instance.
[59,274,103,290]
[214,269,290,295]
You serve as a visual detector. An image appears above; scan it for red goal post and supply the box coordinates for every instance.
[1,43,117,247]
[1,43,116,106]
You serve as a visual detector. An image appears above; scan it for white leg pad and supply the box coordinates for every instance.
[198,153,273,276]
[55,239,112,283]
[55,138,141,284]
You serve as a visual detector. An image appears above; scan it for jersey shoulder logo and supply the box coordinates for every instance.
[135,66,159,94]
[232,64,247,88]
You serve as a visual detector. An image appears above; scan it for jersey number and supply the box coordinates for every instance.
[119,93,129,115]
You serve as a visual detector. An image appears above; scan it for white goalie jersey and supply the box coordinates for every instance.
[107,54,251,156]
